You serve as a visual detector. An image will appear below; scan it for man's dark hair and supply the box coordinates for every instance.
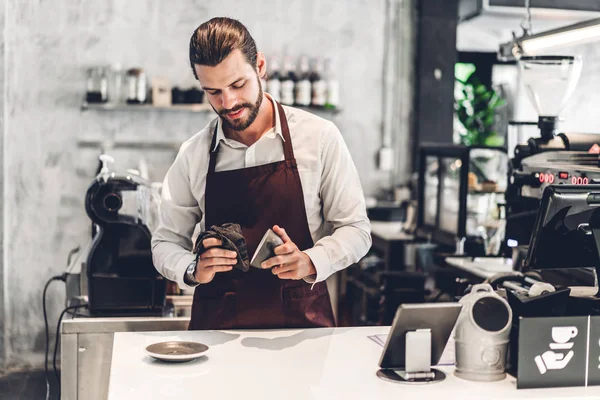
[189,17,258,79]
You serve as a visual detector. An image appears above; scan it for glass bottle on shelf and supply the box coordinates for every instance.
[324,58,339,109]
[310,57,326,108]
[125,68,148,104]
[280,56,296,106]
[86,66,109,103]
[108,63,124,105]
[295,55,311,107]
[266,56,281,102]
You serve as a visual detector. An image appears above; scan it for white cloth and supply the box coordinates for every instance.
[151,95,372,291]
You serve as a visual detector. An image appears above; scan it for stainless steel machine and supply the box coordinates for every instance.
[506,55,600,270]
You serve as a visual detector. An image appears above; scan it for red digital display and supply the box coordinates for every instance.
[538,173,555,184]
[571,176,590,185]
[537,172,590,185]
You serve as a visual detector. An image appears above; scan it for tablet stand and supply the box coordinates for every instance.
[376,329,446,384]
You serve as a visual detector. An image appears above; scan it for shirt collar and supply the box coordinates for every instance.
[211,93,285,153]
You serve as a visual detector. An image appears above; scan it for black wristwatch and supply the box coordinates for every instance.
[184,260,201,287]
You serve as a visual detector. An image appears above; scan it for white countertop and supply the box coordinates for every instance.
[108,326,600,400]
[445,256,514,279]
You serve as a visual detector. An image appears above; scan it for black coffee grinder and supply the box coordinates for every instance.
[83,155,166,316]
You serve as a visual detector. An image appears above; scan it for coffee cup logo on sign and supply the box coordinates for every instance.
[550,327,578,350]
[534,326,578,374]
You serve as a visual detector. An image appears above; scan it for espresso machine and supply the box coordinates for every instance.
[483,56,600,374]
[506,55,600,262]
[502,54,600,319]
[66,155,166,316]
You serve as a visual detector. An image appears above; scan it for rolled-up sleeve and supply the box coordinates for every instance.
[303,122,372,283]
[151,146,202,292]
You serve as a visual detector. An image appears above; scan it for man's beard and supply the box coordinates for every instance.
[217,77,263,132]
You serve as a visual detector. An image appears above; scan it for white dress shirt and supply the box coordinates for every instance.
[151,95,372,291]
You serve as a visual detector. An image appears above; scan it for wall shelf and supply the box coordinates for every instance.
[81,102,213,113]
[80,101,341,115]
[77,137,182,150]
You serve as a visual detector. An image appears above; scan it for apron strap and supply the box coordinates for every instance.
[275,101,295,161]
[208,100,295,174]
[208,121,219,174]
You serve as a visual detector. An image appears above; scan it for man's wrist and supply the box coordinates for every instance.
[184,260,201,287]
[303,252,317,279]
[302,247,329,285]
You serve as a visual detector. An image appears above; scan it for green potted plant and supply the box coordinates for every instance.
[454,64,506,147]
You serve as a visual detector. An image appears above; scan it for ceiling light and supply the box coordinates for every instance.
[499,18,600,60]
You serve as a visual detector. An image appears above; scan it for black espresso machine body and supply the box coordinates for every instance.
[84,172,166,316]
[506,132,600,265]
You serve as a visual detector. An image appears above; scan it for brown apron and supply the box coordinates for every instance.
[189,101,336,330]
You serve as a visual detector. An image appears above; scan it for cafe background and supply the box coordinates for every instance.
[0,0,599,384]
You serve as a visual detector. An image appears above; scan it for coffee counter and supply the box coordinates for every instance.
[107,326,599,399]
[61,315,190,400]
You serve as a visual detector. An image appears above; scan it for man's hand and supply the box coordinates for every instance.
[195,238,236,284]
[261,225,316,280]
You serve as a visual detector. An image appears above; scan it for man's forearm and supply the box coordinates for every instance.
[303,223,372,284]
[151,240,197,291]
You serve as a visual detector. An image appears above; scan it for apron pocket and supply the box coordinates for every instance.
[189,292,237,330]
[282,283,335,328]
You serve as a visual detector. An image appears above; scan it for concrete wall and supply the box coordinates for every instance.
[0,0,6,370]
[0,0,409,369]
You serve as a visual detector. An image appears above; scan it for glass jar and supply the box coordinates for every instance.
[126,68,147,104]
[108,63,125,105]
[86,66,108,103]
